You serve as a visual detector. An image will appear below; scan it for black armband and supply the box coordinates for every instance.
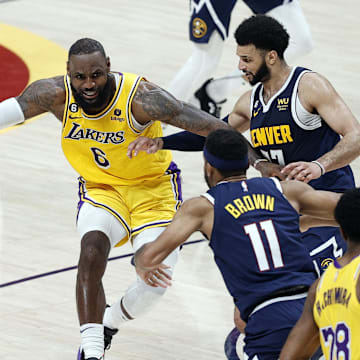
[161,114,229,151]
[162,131,205,151]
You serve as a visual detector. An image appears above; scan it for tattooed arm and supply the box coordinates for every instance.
[16,76,66,121]
[129,80,274,168]
[131,80,230,136]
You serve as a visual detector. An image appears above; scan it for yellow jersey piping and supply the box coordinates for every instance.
[78,178,131,240]
[126,75,143,134]
[62,75,70,128]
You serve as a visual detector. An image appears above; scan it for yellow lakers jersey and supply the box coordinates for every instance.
[313,255,360,359]
[61,72,172,185]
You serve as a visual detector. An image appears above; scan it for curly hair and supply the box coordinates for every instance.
[234,15,289,59]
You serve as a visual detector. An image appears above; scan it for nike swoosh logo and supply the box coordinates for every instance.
[253,110,259,117]
[80,326,93,333]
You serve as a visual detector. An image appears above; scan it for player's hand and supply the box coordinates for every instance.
[281,161,322,182]
[255,161,285,179]
[136,263,172,288]
[127,136,164,158]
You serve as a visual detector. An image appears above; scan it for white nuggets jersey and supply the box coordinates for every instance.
[313,256,360,359]
[61,72,172,186]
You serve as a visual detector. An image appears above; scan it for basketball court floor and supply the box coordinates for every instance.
[0,0,359,359]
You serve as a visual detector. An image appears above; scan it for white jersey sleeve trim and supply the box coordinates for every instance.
[270,177,283,193]
[201,193,214,205]
[291,70,322,130]
[130,114,153,132]
[126,75,153,133]
[250,82,262,115]
[354,262,360,280]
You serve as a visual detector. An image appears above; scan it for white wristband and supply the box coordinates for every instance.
[311,160,325,176]
[253,158,269,169]
[0,97,25,130]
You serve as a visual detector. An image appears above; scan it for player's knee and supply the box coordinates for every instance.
[122,277,169,318]
[139,276,168,297]
[78,231,110,279]
[133,228,180,269]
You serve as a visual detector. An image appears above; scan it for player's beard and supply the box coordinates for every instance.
[71,76,112,113]
[249,60,270,86]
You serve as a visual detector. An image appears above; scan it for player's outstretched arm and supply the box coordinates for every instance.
[279,281,320,359]
[132,80,230,136]
[282,180,341,220]
[129,82,268,165]
[0,76,65,130]
[134,197,213,284]
[16,76,65,119]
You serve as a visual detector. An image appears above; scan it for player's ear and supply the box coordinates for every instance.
[339,227,348,242]
[204,161,211,177]
[66,61,70,76]
[267,50,277,65]
[106,57,111,72]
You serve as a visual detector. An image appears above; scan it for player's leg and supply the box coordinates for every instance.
[103,227,180,330]
[76,231,110,360]
[167,29,225,104]
[103,162,182,344]
[224,306,246,359]
[243,295,307,359]
[76,201,129,360]
[167,0,236,105]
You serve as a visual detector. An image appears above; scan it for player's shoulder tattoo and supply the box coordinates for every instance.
[18,75,66,116]
[132,80,229,135]
[133,80,182,121]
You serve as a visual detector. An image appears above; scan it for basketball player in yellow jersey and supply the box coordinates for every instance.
[280,188,360,360]
[0,38,232,360]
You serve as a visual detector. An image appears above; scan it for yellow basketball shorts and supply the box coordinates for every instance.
[77,162,182,246]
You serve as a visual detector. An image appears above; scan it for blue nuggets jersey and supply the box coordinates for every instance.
[250,66,355,192]
[189,0,237,42]
[243,0,293,14]
[204,177,316,321]
[189,0,295,43]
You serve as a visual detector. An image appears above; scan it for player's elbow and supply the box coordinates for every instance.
[345,127,360,154]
